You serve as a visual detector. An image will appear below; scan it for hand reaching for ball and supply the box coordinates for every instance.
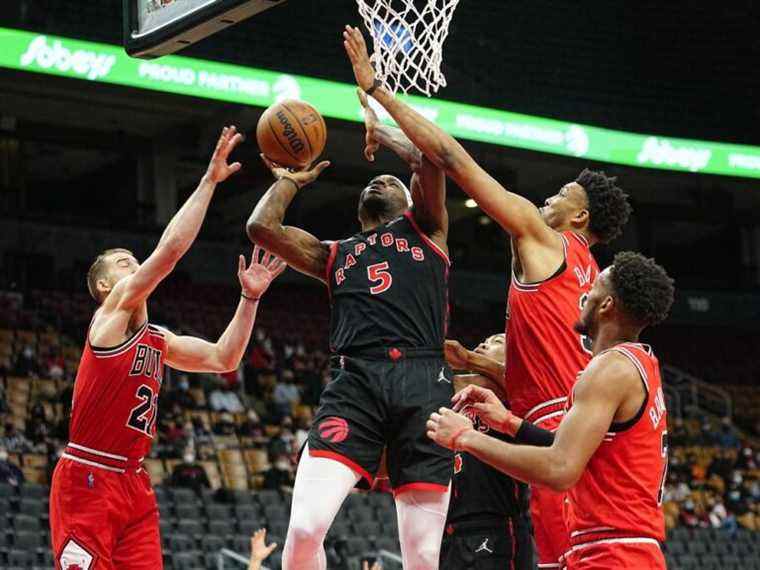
[260,154,330,189]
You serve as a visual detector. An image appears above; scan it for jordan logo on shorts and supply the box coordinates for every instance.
[59,538,94,569]
[475,538,493,554]
[319,417,350,443]
[437,367,451,383]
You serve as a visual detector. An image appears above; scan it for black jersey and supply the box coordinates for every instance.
[447,408,527,523]
[326,210,449,353]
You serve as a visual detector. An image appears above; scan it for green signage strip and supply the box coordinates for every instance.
[3,26,760,179]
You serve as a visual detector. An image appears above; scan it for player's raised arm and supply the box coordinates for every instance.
[246,157,332,283]
[358,90,448,244]
[107,126,243,311]
[161,246,286,373]
[344,26,552,246]
[429,352,639,491]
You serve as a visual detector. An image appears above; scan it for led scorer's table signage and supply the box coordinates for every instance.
[3,27,760,179]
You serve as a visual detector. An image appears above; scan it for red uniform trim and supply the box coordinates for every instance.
[403,211,450,266]
[309,449,374,485]
[393,482,449,496]
[88,321,148,358]
[325,241,339,298]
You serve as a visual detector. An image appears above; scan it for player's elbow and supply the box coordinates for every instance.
[547,463,581,492]
[246,219,276,246]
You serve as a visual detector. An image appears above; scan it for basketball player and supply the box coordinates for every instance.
[442,333,532,570]
[428,252,674,569]
[344,25,631,568]
[246,95,452,570]
[49,126,287,570]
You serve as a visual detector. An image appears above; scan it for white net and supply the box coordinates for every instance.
[356,0,460,96]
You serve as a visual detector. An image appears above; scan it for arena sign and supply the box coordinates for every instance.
[3,26,760,180]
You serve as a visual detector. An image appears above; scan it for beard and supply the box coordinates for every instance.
[359,193,395,219]
[573,318,591,336]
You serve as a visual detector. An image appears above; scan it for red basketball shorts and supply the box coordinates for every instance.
[49,457,162,569]
[563,538,666,569]
[530,484,569,569]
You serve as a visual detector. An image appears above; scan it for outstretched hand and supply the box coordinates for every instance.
[260,154,330,189]
[444,339,471,371]
[343,25,376,92]
[427,407,474,451]
[206,125,244,183]
[238,245,287,300]
[357,89,381,162]
[249,528,278,566]
[451,384,514,434]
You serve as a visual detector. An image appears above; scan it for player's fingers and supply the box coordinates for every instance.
[228,162,242,175]
[226,132,244,154]
[260,153,279,172]
[273,259,287,277]
[426,429,437,441]
[357,87,369,108]
[261,249,272,267]
[238,255,245,274]
[313,160,331,175]
[253,245,261,265]
[429,412,441,423]
[265,543,278,555]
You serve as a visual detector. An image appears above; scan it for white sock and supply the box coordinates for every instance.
[395,485,451,570]
[282,445,360,570]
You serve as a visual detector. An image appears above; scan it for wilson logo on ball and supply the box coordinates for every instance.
[319,417,350,443]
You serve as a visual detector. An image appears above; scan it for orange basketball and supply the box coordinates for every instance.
[256,99,327,169]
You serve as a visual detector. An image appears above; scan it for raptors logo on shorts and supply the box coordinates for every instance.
[319,417,350,443]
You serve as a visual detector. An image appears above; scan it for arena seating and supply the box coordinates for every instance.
[2,285,760,568]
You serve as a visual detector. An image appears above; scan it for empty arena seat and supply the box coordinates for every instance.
[13,514,41,532]
[8,549,37,567]
[234,504,261,520]
[256,489,282,506]
[13,530,42,550]
[677,555,699,569]
[19,484,48,499]
[176,519,203,536]
[688,540,707,555]
[171,550,203,569]
[201,534,225,553]
[208,520,235,536]
[205,504,230,520]
[174,504,201,520]
[167,533,195,551]
[354,521,382,536]
[238,519,266,536]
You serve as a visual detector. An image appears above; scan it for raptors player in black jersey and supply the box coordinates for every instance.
[442,334,532,570]
[247,92,452,570]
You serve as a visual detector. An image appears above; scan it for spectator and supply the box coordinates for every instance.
[1,422,32,453]
[26,401,52,451]
[13,344,39,377]
[262,453,294,492]
[0,382,7,415]
[708,448,735,482]
[209,383,244,414]
[46,349,65,381]
[736,446,756,470]
[238,409,265,441]
[718,417,740,449]
[699,420,718,446]
[669,418,688,447]
[248,528,278,570]
[679,500,707,528]
[165,375,197,410]
[0,447,24,487]
[190,416,212,444]
[272,370,300,419]
[169,450,210,495]
[708,496,728,528]
[213,412,237,436]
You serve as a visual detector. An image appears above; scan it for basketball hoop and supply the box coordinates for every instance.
[356,0,460,96]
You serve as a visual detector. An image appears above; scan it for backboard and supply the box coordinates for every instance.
[124,0,287,59]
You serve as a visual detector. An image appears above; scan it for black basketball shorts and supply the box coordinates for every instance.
[307,347,454,494]
[440,517,524,570]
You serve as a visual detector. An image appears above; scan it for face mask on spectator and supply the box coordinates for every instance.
[0,449,7,462]
[275,459,290,470]
[184,453,195,464]
[179,379,190,391]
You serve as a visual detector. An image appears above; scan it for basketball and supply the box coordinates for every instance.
[256,99,327,169]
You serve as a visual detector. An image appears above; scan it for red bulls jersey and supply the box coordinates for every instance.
[64,321,166,472]
[566,343,667,546]
[505,231,598,427]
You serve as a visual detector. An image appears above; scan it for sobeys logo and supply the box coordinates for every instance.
[20,35,116,81]
[637,137,711,172]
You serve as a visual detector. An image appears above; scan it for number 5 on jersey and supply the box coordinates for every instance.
[368,262,393,295]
